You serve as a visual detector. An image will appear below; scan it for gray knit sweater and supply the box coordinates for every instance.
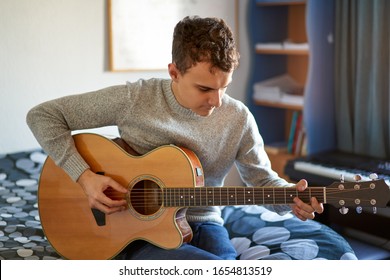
[27,78,292,224]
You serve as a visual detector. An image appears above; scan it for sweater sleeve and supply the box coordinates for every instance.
[26,85,130,181]
[235,109,293,214]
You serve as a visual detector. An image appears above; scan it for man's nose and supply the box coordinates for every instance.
[209,90,223,107]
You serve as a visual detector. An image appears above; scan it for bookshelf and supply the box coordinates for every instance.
[246,0,308,178]
[247,0,336,179]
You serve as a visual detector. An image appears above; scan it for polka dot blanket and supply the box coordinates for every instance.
[221,205,357,260]
[0,149,357,260]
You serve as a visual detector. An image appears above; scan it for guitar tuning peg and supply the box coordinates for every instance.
[372,207,377,214]
[339,207,349,215]
[356,206,363,214]
[353,174,362,181]
[340,174,345,183]
[369,173,378,180]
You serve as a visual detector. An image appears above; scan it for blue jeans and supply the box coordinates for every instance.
[122,222,237,260]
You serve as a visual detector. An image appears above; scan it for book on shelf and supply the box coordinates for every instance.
[252,74,304,106]
[294,125,306,156]
[287,111,299,154]
[287,111,306,156]
[255,41,309,52]
[255,42,283,50]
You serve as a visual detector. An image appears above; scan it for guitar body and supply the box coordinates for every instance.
[38,133,204,260]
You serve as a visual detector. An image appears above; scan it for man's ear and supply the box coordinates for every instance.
[168,63,180,81]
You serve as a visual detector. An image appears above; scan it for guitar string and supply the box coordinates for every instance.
[105,188,327,206]
[103,188,355,197]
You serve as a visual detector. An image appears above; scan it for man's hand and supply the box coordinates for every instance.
[291,179,324,221]
[77,169,128,214]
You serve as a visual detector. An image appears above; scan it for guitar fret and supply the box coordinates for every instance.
[189,188,194,206]
[226,188,230,205]
[224,188,228,205]
[182,188,185,206]
[186,188,191,206]
[190,188,193,206]
[262,187,265,204]
[188,188,191,206]
[166,188,170,207]
[323,187,327,204]
[237,188,243,205]
[220,188,227,205]
[264,188,273,204]
[225,188,228,205]
[215,188,221,206]
[297,189,310,204]
[228,188,233,205]
[167,188,170,206]
[179,188,182,206]
[247,188,254,204]
[209,189,213,205]
[273,188,275,204]
[285,188,296,204]
[253,187,263,204]
[178,188,182,207]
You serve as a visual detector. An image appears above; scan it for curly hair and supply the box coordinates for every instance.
[171,16,240,74]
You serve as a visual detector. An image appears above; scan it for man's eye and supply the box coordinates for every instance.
[199,87,211,92]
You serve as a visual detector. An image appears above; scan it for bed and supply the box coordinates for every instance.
[0,149,356,260]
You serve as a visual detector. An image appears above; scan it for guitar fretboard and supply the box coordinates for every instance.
[163,187,326,207]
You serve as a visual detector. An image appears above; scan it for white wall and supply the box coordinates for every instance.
[0,0,249,183]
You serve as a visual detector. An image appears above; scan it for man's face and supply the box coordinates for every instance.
[169,62,233,117]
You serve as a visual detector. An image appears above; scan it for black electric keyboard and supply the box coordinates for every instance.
[285,150,390,186]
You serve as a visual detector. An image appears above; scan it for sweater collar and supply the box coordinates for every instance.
[162,79,205,119]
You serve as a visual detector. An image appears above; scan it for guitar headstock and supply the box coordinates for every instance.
[326,178,390,214]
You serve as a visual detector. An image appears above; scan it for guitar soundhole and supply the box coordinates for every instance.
[130,179,163,216]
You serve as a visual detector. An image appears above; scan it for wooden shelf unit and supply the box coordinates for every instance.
[247,0,309,178]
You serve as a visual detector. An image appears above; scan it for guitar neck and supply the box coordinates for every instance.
[163,186,325,207]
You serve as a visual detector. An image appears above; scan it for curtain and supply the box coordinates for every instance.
[335,0,390,158]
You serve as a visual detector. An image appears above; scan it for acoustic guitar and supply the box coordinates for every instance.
[38,133,390,259]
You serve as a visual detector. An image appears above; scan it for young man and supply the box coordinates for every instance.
[27,16,323,260]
